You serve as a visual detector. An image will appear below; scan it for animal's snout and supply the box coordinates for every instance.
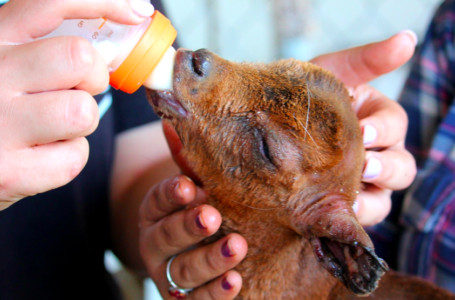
[191,49,212,78]
[175,49,214,81]
[173,48,224,106]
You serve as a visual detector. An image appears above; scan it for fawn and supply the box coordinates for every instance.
[147,49,455,300]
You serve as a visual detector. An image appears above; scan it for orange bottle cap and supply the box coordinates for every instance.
[110,11,177,94]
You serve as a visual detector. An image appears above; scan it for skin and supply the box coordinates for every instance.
[0,1,417,299]
[0,0,149,209]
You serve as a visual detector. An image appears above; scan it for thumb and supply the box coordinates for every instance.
[311,30,417,87]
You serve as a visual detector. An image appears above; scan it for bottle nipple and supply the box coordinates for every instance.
[143,46,176,91]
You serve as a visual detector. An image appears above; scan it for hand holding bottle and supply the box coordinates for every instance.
[0,0,154,210]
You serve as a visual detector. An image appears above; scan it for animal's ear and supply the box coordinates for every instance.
[291,194,388,296]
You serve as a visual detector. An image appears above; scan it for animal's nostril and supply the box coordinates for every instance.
[192,55,204,76]
[191,50,211,77]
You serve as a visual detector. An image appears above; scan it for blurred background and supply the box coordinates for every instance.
[107,0,444,299]
[164,0,443,100]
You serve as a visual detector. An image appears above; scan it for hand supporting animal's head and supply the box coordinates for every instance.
[147,49,388,296]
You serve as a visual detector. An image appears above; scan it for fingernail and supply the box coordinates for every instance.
[196,213,207,230]
[183,175,193,183]
[174,182,183,200]
[363,157,382,179]
[129,0,155,18]
[398,29,418,46]
[222,277,233,290]
[363,124,377,145]
[352,201,359,214]
[221,239,235,257]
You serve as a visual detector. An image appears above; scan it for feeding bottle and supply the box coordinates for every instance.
[41,11,177,94]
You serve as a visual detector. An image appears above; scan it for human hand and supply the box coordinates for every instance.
[311,31,418,226]
[0,0,153,209]
[139,175,247,299]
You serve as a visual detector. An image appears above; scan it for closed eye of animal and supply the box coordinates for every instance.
[254,128,274,167]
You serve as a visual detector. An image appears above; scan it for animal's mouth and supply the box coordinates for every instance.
[149,49,210,120]
[310,237,388,296]
[148,90,188,120]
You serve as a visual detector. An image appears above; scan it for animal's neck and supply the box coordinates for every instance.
[209,198,338,300]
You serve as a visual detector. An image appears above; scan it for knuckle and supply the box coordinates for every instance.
[390,103,409,138]
[205,249,221,273]
[65,138,89,181]
[66,37,95,76]
[382,159,395,183]
[0,198,18,210]
[140,187,157,218]
[402,152,417,188]
[66,92,98,133]
[397,118,408,138]
[0,170,35,202]
[160,220,178,247]
[156,179,172,210]
[178,260,194,284]
[140,182,165,221]
[395,103,409,125]
[377,195,392,223]
[0,163,27,200]
[206,286,219,300]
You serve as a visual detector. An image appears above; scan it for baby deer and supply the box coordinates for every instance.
[147,49,455,300]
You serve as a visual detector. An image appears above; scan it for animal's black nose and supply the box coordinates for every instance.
[191,49,212,78]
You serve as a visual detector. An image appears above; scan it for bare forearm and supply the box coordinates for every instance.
[110,121,180,274]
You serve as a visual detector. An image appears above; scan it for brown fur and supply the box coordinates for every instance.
[147,49,455,299]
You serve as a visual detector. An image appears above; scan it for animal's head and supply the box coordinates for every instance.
[147,49,388,296]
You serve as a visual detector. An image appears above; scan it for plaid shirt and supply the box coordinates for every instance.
[368,0,455,293]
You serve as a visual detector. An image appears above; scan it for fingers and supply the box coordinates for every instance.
[167,234,247,289]
[355,185,392,227]
[188,270,242,300]
[140,175,204,224]
[0,0,154,43]
[0,137,89,204]
[363,148,417,191]
[142,204,222,264]
[139,176,248,299]
[311,31,417,86]
[355,87,409,149]
[3,37,109,95]
[9,90,99,147]
[352,85,416,191]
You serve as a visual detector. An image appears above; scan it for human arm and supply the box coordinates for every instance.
[0,0,153,210]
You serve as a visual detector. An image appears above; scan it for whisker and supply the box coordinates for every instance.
[231,199,278,211]
[305,85,312,141]
[296,118,318,148]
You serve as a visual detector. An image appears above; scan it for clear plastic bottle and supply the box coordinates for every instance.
[41,11,177,93]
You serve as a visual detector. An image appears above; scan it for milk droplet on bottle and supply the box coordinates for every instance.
[40,10,177,93]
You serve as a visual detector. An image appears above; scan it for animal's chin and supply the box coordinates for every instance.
[310,237,388,296]
[148,90,189,120]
